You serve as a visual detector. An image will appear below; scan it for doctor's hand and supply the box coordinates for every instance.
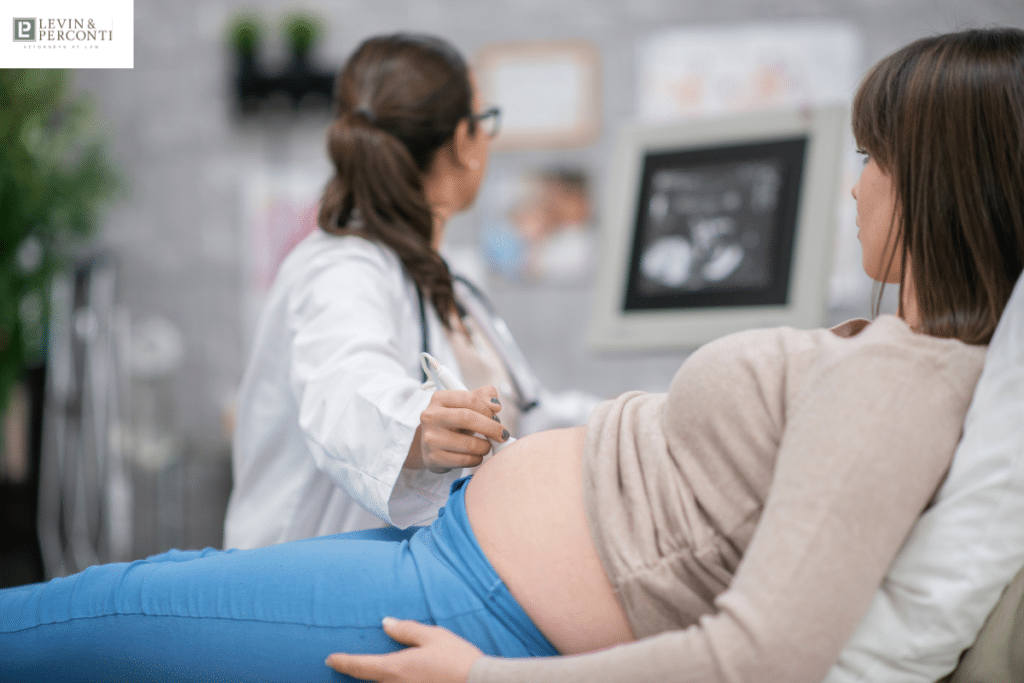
[326,617,482,683]
[407,386,508,473]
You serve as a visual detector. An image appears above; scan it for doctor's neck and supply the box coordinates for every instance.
[430,209,451,250]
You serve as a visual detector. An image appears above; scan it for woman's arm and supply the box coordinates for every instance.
[289,241,501,526]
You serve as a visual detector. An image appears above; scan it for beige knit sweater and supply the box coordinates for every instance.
[470,316,986,683]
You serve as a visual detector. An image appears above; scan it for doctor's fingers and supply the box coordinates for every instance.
[428,388,501,418]
[415,421,495,471]
[420,407,507,446]
[423,447,487,473]
[419,432,489,473]
[468,385,501,415]
[421,423,492,456]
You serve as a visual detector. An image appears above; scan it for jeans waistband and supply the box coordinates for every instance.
[419,476,558,656]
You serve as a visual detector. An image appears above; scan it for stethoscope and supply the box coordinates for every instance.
[337,210,540,412]
[415,274,541,413]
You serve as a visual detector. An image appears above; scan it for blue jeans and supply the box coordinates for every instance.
[0,478,557,682]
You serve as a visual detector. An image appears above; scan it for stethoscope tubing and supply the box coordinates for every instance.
[416,275,540,413]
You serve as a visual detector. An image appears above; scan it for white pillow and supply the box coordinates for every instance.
[825,273,1024,683]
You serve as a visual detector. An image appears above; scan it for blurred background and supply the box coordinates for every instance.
[2,0,1021,587]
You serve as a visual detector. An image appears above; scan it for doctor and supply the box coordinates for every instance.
[224,33,593,549]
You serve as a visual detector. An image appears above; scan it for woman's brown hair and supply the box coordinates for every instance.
[852,27,1024,344]
[318,33,476,325]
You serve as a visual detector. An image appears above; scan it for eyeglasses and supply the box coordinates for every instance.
[471,107,501,138]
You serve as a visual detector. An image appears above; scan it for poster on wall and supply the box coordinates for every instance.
[636,23,862,122]
[474,40,601,150]
[477,166,596,286]
[636,22,867,308]
[240,170,323,337]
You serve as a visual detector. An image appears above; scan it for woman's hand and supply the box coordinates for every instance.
[407,386,508,473]
[326,617,483,683]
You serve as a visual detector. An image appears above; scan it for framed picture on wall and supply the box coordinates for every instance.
[474,40,601,150]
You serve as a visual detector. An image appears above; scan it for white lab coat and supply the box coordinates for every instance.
[223,231,468,549]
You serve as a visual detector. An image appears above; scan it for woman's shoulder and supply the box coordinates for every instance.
[683,324,838,373]
[841,314,986,361]
[678,316,985,398]
[285,230,400,269]
[819,314,988,399]
[260,231,413,320]
[275,230,405,287]
[732,314,985,365]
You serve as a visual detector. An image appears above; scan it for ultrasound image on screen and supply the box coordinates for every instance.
[624,137,806,311]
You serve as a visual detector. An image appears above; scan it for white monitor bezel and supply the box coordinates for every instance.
[588,105,848,350]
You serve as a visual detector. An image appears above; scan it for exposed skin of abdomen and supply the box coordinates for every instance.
[464,426,635,655]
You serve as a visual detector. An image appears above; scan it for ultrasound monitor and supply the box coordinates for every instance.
[589,106,847,350]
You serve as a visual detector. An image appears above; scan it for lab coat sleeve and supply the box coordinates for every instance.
[286,243,457,528]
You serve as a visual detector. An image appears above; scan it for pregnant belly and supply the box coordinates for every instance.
[464,426,635,655]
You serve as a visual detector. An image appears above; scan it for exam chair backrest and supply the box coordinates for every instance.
[944,566,1024,682]
[938,272,1024,683]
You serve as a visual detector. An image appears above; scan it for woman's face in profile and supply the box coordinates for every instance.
[460,73,492,207]
[853,155,900,283]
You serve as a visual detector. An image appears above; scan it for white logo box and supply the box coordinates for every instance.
[2,0,132,68]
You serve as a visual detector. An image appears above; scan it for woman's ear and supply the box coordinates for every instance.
[451,118,480,170]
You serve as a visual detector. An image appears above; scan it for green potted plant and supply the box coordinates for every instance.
[0,69,121,420]
[282,12,323,69]
[227,11,265,70]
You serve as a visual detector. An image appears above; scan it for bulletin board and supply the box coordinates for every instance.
[474,40,601,150]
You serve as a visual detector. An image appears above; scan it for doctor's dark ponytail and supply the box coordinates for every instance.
[319,33,475,326]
